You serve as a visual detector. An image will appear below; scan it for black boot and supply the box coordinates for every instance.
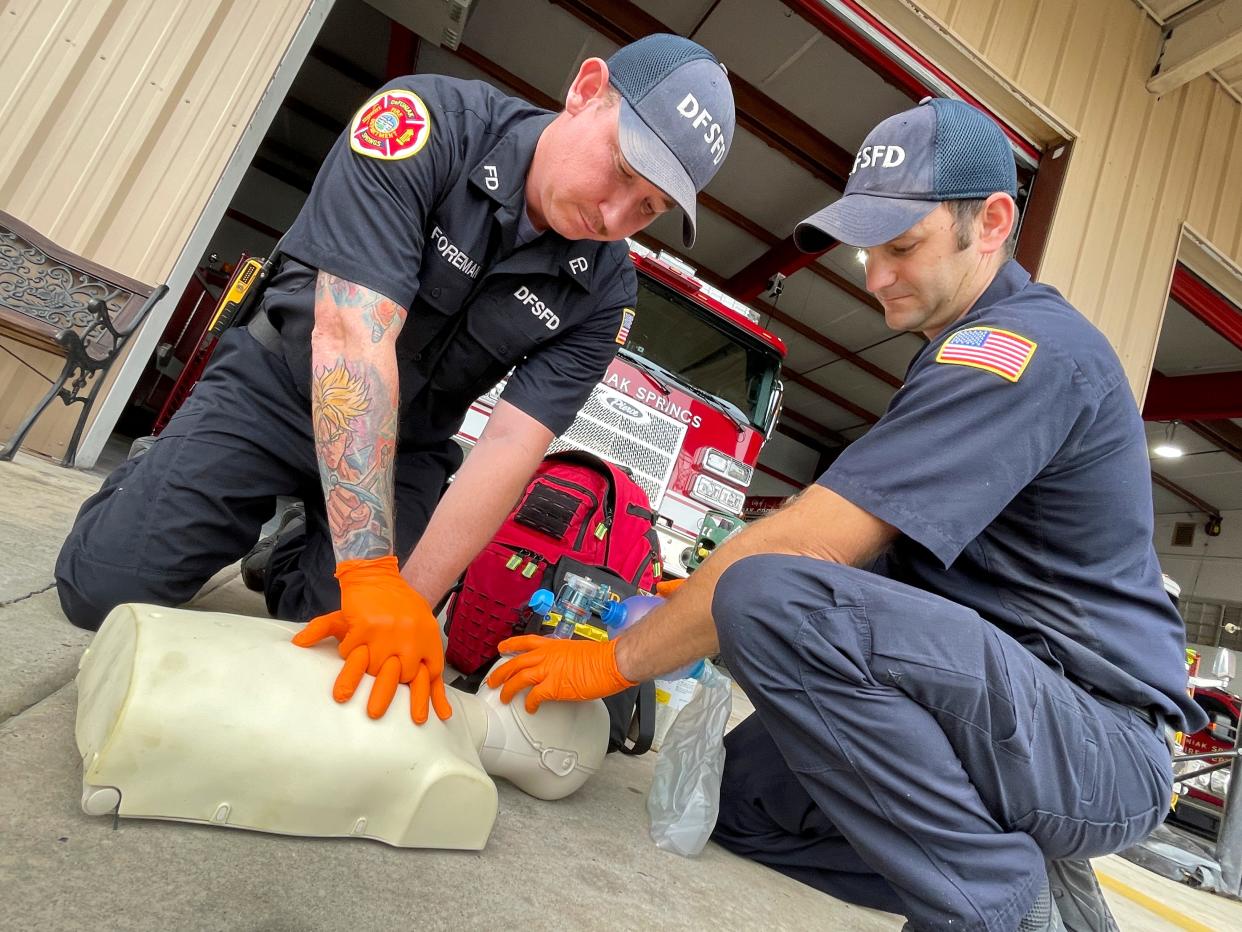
[241,502,306,592]
[127,435,157,460]
[1018,879,1066,931]
[899,878,1065,931]
[1046,859,1119,931]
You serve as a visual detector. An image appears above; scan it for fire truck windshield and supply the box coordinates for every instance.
[622,275,781,432]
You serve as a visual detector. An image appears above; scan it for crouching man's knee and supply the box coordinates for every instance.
[714,554,778,654]
[54,532,138,631]
[715,554,873,678]
[715,554,846,671]
[55,546,108,631]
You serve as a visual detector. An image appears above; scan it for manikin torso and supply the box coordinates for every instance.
[75,604,611,850]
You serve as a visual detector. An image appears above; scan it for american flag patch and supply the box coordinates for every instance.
[615,307,635,345]
[935,326,1037,382]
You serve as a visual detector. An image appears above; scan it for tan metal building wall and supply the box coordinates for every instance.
[0,0,311,459]
[902,0,1242,399]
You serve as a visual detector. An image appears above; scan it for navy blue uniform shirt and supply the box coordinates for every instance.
[819,260,1205,733]
[263,74,637,448]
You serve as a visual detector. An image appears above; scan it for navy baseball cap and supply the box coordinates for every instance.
[795,97,1017,250]
[607,34,735,247]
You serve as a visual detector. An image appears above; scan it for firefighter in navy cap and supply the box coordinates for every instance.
[488,97,1203,929]
[56,34,735,725]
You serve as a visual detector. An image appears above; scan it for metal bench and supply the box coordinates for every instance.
[0,210,166,465]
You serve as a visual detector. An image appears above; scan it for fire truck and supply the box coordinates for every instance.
[455,240,788,579]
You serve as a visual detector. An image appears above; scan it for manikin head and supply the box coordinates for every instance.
[466,660,611,801]
[526,34,736,247]
[795,98,1019,341]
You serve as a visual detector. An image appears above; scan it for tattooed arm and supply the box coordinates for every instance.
[300,270,453,724]
[310,271,407,562]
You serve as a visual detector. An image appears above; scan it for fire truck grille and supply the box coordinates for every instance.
[547,383,687,507]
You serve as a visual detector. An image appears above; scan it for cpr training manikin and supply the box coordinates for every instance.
[74,603,611,849]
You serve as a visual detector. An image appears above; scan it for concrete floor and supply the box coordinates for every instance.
[2,451,1241,930]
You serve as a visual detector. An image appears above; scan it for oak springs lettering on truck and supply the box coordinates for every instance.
[455,242,786,579]
[601,371,702,429]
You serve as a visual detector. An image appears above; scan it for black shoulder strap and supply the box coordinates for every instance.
[625,502,655,522]
[616,680,655,756]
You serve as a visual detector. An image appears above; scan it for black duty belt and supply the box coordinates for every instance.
[1132,705,1182,754]
[1133,706,1159,727]
[1130,704,1175,735]
[1080,680,1169,734]
[246,308,282,354]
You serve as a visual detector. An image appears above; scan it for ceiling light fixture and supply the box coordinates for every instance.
[856,249,868,266]
[1153,420,1184,458]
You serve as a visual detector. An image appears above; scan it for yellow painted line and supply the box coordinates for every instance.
[1096,871,1215,932]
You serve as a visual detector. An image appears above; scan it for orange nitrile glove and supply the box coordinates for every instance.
[486,635,637,714]
[292,555,452,725]
[654,577,686,597]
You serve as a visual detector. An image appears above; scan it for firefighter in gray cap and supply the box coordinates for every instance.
[490,97,1200,930]
[57,35,735,725]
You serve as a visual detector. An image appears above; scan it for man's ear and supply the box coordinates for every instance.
[564,58,610,115]
[977,192,1016,256]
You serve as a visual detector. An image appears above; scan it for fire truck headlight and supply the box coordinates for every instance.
[702,448,754,486]
[690,475,745,514]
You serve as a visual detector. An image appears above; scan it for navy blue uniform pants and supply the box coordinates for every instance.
[710,554,1172,931]
[55,329,457,630]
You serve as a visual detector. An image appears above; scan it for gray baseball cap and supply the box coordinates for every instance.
[795,97,1018,250]
[607,34,735,247]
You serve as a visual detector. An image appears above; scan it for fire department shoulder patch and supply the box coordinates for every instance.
[349,90,432,161]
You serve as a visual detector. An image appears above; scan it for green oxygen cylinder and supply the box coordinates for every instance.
[685,509,745,573]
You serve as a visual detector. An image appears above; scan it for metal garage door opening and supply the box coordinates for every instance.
[1146,238,1242,619]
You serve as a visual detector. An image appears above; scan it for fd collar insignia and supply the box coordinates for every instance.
[350,90,431,161]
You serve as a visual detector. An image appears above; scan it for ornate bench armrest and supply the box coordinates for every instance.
[116,284,168,338]
[52,285,168,369]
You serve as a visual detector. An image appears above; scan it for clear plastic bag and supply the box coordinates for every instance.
[646,659,733,856]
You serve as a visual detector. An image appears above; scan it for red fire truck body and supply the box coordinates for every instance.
[456,240,788,578]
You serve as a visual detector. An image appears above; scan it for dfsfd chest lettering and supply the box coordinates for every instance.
[514,285,560,330]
